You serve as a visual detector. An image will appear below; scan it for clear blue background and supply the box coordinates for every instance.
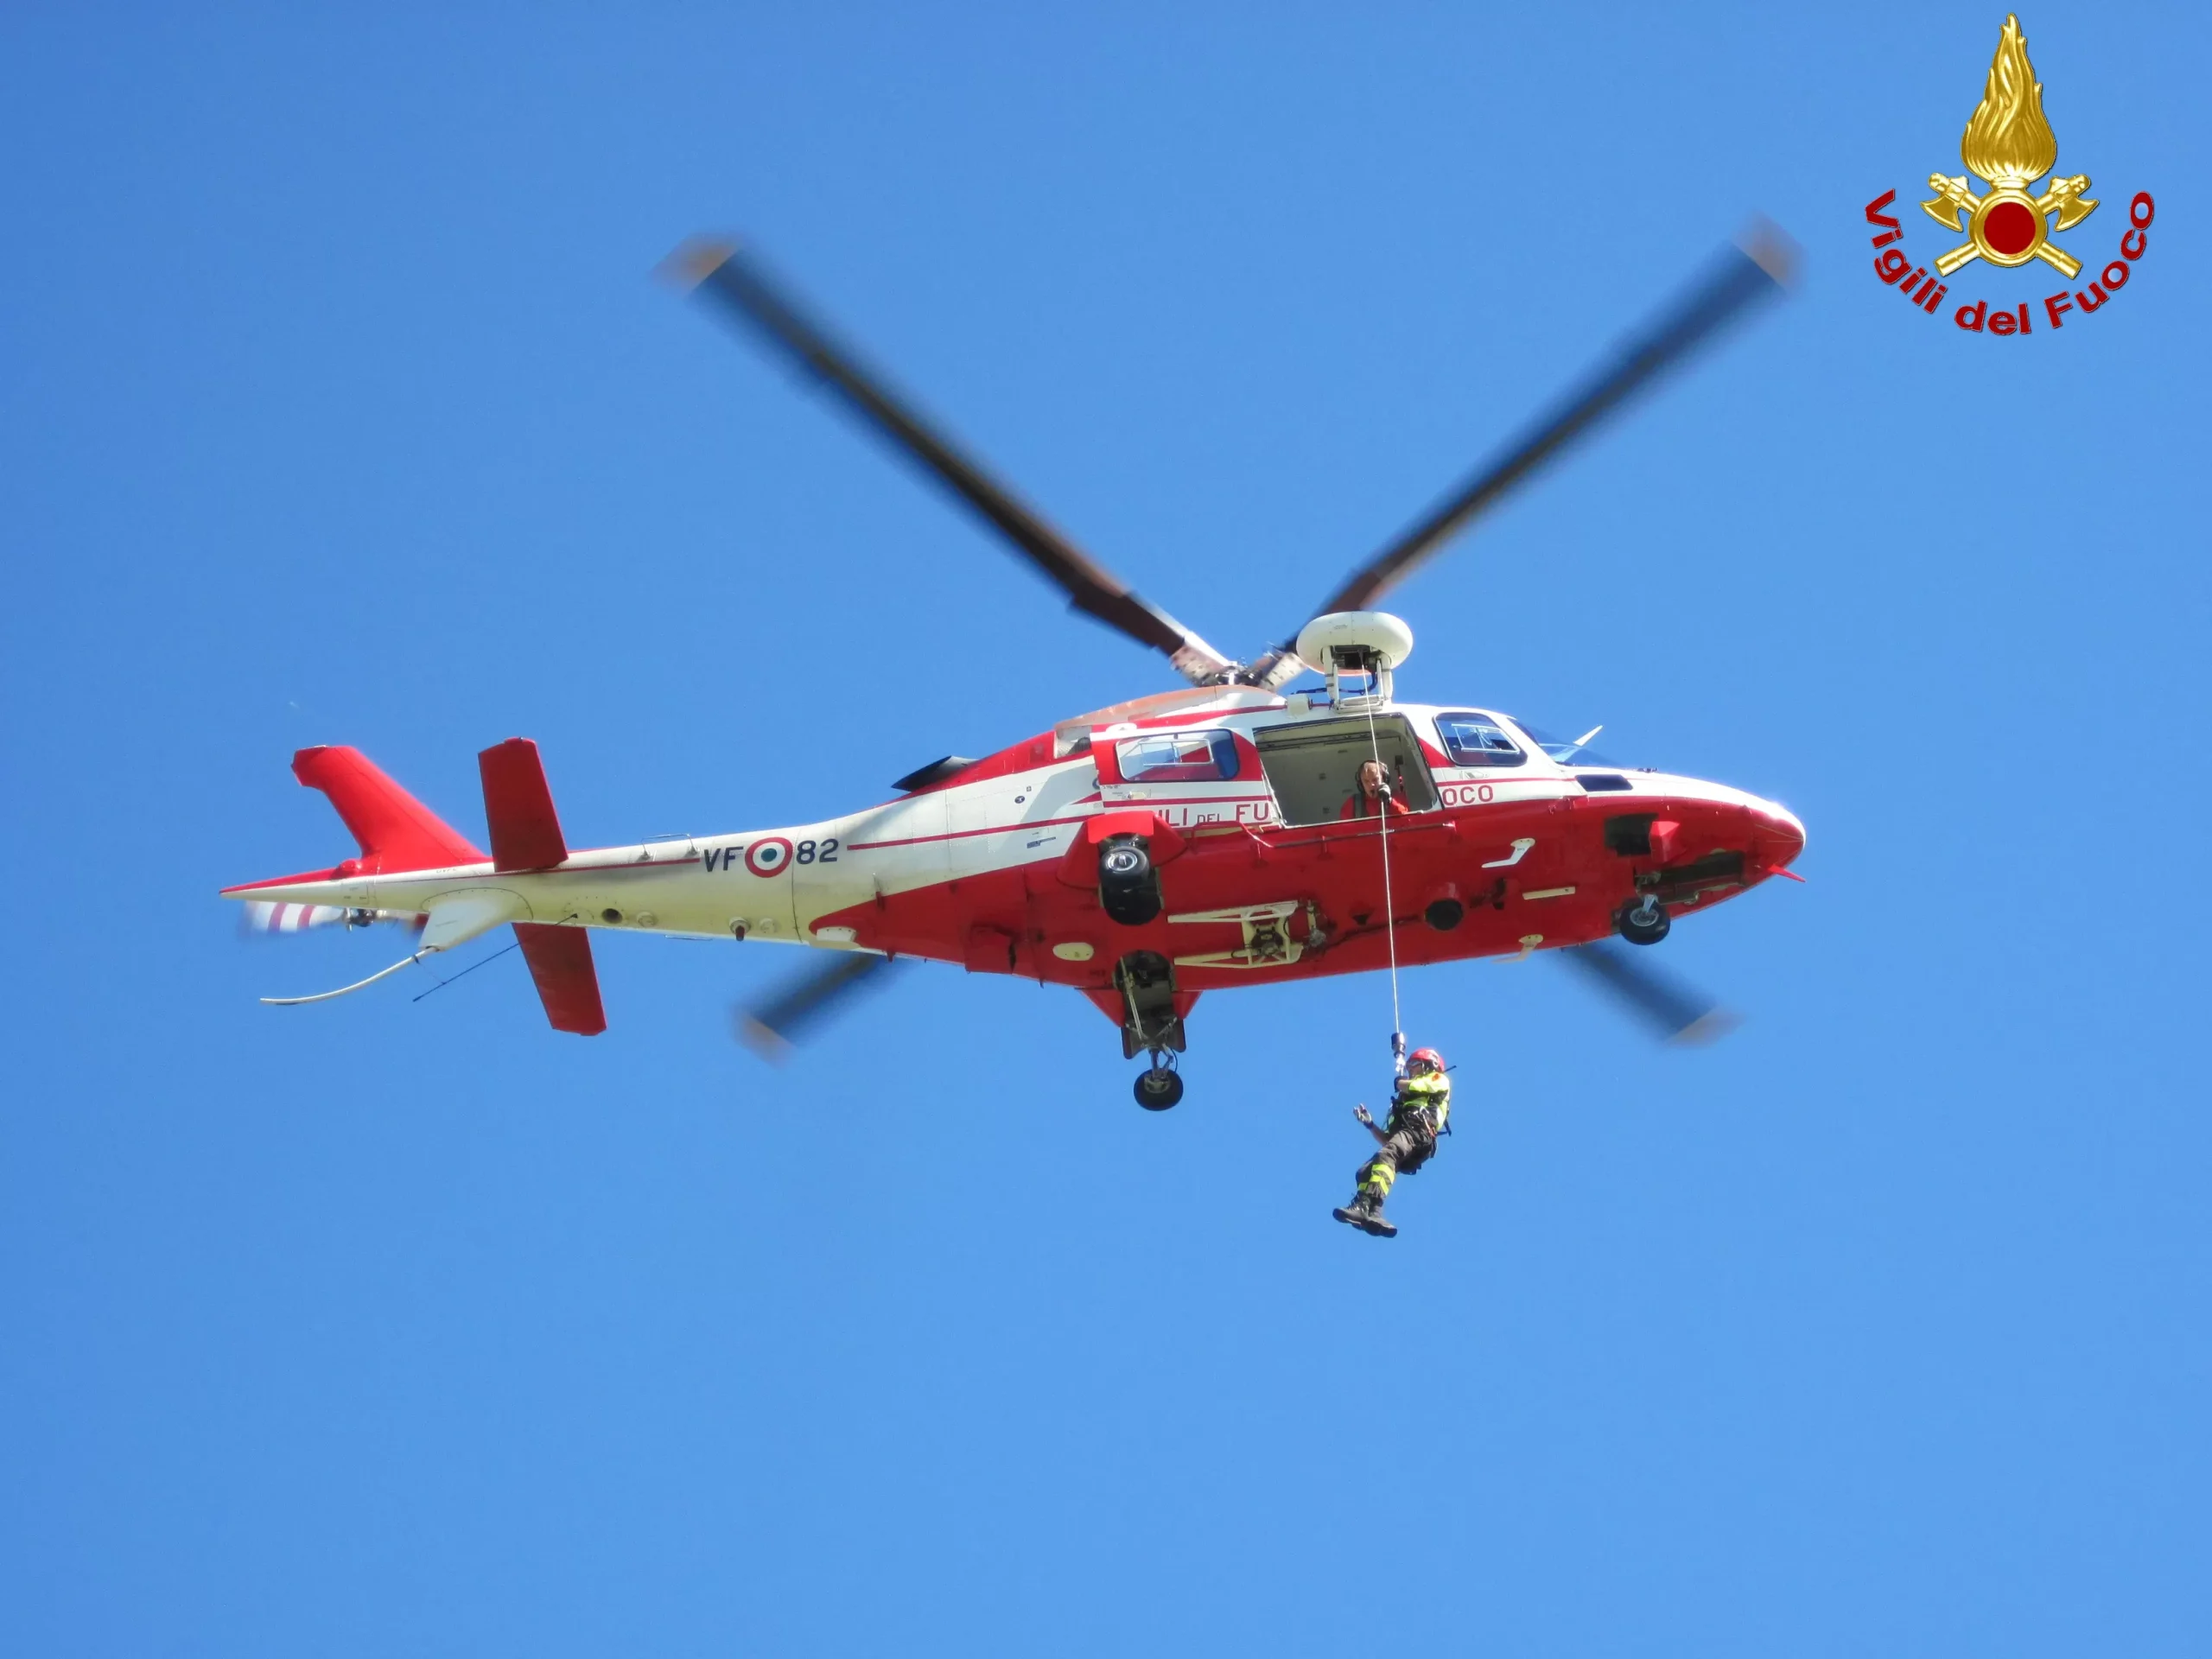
[3,4,2205,1653]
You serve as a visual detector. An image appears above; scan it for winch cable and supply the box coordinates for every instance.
[1362,698,1405,1067]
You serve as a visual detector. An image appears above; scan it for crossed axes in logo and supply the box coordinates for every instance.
[1922,173,2096,278]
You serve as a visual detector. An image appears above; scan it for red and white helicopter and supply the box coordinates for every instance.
[230,228,1805,1108]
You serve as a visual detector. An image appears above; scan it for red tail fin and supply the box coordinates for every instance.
[478,738,569,872]
[292,746,485,874]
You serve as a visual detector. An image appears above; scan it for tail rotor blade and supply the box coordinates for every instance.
[240,901,348,938]
[1558,941,1739,1045]
[239,902,424,940]
[734,953,906,1059]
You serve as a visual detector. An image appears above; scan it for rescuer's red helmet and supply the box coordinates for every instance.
[1407,1047,1446,1076]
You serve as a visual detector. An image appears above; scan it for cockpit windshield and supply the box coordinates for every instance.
[1503,717,1624,769]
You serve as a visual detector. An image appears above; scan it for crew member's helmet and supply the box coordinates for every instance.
[1406,1047,1446,1077]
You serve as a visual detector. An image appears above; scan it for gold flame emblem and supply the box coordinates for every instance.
[1922,15,2096,278]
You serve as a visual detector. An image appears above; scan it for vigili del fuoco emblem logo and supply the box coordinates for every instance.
[1865,14,2154,336]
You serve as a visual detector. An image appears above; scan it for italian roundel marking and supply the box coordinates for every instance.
[745,837,794,877]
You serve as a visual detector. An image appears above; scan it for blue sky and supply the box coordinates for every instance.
[3,4,2206,1653]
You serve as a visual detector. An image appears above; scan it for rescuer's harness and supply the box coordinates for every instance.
[1384,1072,1452,1165]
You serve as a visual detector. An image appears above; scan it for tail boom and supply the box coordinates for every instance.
[229,739,615,1035]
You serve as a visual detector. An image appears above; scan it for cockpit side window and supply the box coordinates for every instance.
[1435,712,1527,768]
[1116,729,1241,785]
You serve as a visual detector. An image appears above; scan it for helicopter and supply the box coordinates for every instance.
[228,226,1806,1109]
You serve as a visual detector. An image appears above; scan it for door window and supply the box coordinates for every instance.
[1116,729,1241,785]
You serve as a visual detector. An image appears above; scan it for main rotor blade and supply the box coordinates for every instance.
[734,951,906,1060]
[1557,941,1739,1045]
[668,240,1233,683]
[1251,224,1795,685]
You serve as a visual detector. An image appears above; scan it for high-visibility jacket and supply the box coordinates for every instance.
[1389,1071,1452,1139]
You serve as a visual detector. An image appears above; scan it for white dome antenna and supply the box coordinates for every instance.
[1295,611,1414,708]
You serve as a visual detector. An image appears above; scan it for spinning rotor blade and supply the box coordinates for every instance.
[1558,941,1739,1046]
[239,901,423,940]
[734,951,906,1060]
[669,240,1234,684]
[1251,224,1796,685]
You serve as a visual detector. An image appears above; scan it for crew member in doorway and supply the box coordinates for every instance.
[1333,1047,1451,1238]
[1340,759,1409,820]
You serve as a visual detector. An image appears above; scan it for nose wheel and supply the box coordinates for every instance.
[1135,1052,1184,1110]
[1615,893,1671,946]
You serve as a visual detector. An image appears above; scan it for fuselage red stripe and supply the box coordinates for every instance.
[848,814,1092,852]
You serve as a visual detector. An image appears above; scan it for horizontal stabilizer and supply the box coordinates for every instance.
[293,747,485,874]
[479,738,569,872]
[516,924,607,1035]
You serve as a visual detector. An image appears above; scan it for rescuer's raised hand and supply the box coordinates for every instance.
[1353,1104,1375,1128]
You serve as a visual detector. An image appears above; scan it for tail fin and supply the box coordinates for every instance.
[292,746,485,874]
[477,737,569,871]
[480,738,607,1035]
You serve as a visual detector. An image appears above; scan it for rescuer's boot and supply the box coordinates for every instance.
[1332,1188,1397,1238]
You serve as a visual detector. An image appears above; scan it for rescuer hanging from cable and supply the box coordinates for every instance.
[1333,1046,1452,1238]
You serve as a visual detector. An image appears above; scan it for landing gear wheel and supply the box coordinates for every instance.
[1135,1066,1184,1110]
[1098,836,1161,927]
[1616,893,1671,946]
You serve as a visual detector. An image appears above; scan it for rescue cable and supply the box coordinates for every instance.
[1362,698,1406,1071]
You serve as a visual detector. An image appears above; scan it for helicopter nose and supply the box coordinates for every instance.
[1754,798,1807,874]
